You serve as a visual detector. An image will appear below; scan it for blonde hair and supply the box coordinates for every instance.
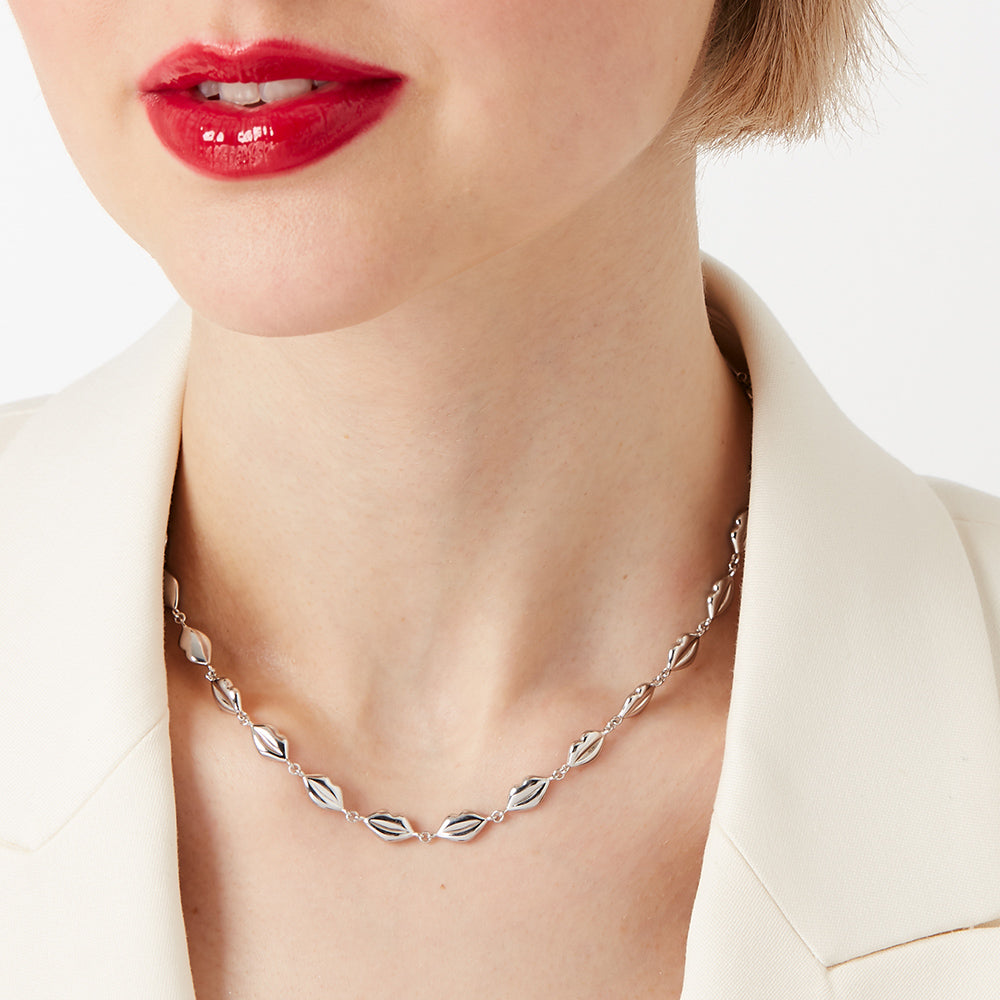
[682,0,890,147]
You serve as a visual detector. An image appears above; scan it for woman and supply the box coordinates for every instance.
[1,1,998,998]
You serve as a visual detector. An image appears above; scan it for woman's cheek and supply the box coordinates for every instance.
[9,2,137,189]
[429,0,712,171]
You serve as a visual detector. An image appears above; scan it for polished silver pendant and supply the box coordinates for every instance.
[179,625,212,667]
[731,514,747,559]
[567,730,604,768]
[252,724,289,762]
[365,812,416,842]
[618,684,654,720]
[304,774,344,812]
[665,633,699,674]
[507,776,550,811]
[211,677,242,715]
[435,813,489,842]
[163,571,180,612]
[707,576,734,620]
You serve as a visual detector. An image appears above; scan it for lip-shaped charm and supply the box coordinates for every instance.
[179,625,212,666]
[139,39,406,178]
[364,812,416,842]
[507,776,550,811]
[567,730,605,768]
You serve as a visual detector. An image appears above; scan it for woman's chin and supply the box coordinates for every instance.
[165,257,421,339]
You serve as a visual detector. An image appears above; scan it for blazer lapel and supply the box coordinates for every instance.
[0,304,195,997]
[688,259,1000,975]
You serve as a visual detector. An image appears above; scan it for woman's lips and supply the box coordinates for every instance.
[139,40,405,179]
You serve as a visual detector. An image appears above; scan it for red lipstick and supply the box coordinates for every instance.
[139,40,405,179]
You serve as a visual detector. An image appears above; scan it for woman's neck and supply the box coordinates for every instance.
[166,151,751,774]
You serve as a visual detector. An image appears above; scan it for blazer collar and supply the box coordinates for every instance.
[0,303,189,849]
[2,266,999,968]
[702,257,1000,965]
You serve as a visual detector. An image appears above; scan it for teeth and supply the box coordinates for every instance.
[197,79,326,106]
[258,78,313,103]
[218,81,261,106]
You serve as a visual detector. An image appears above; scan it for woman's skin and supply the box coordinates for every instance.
[11,0,752,995]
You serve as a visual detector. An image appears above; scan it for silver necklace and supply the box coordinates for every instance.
[164,508,746,844]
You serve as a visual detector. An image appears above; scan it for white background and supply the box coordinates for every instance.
[1,2,998,494]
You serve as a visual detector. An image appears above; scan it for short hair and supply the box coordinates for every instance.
[679,0,890,147]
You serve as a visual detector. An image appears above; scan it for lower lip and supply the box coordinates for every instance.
[141,79,403,179]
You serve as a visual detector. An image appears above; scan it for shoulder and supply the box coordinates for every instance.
[926,477,1000,673]
[0,396,49,454]
[928,478,1000,560]
[928,478,1000,528]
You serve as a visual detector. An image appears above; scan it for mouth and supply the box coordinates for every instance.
[139,40,406,179]
[194,79,333,107]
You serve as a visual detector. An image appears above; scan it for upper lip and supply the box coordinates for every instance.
[138,38,404,93]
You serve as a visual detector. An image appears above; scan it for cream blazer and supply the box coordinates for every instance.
[2,259,1000,999]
